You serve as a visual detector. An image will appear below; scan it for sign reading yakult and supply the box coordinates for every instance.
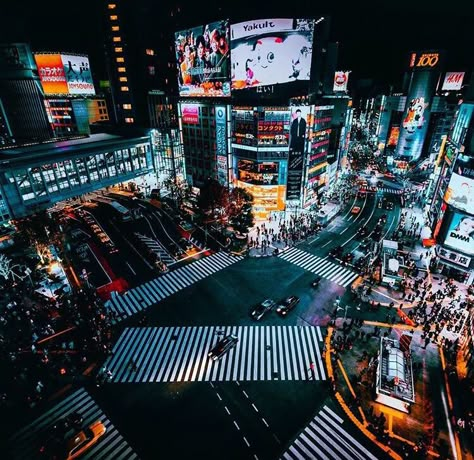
[333,71,349,92]
[441,72,465,91]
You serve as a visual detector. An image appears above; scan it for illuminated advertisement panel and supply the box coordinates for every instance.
[215,105,228,186]
[181,104,200,124]
[395,68,439,160]
[230,18,314,90]
[387,126,400,147]
[175,20,231,97]
[232,108,257,146]
[257,108,290,145]
[441,72,465,91]
[444,212,474,255]
[333,71,349,92]
[444,155,474,215]
[287,106,311,200]
[60,54,95,95]
[34,53,68,95]
[237,160,279,185]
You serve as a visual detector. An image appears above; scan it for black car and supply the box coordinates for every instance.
[276,295,300,316]
[385,201,394,210]
[357,227,369,238]
[250,299,276,321]
[311,277,322,288]
[208,334,239,361]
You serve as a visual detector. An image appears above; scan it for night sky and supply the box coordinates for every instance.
[1,0,473,90]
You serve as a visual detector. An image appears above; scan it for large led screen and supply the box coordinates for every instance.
[230,18,314,90]
[175,20,231,97]
[444,213,474,255]
[237,160,279,185]
[34,53,69,95]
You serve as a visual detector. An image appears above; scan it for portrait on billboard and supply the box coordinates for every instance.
[175,20,231,97]
[290,109,307,151]
[231,18,314,90]
[445,173,474,215]
[444,213,474,255]
[402,97,428,133]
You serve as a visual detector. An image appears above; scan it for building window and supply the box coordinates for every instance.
[145,49,154,56]
[123,104,132,109]
[119,76,128,82]
[113,37,121,43]
[112,26,120,32]
[116,57,125,63]
[125,118,134,123]
[110,15,118,20]
[120,86,129,91]
[108,3,116,9]
[114,47,123,52]
[117,67,126,73]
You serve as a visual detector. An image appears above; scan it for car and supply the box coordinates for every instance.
[64,420,106,460]
[311,277,322,288]
[351,206,361,215]
[385,201,394,210]
[276,295,300,316]
[250,299,276,321]
[357,227,369,237]
[208,334,238,361]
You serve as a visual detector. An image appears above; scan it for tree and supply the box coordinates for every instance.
[196,178,228,222]
[228,187,254,234]
[0,254,13,280]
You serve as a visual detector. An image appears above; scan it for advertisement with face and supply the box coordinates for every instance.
[333,71,349,92]
[230,18,314,90]
[175,20,231,97]
[34,53,69,95]
[444,213,474,255]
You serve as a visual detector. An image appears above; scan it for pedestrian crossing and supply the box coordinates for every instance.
[106,252,243,321]
[278,247,359,287]
[281,405,378,460]
[9,387,138,460]
[135,232,175,265]
[360,187,403,195]
[102,325,326,383]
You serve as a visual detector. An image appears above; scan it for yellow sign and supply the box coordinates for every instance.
[410,52,439,68]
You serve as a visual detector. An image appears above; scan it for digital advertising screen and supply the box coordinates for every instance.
[237,160,279,185]
[230,18,314,91]
[34,53,69,95]
[444,212,474,255]
[333,71,349,92]
[445,155,474,215]
[175,20,231,97]
[387,126,400,147]
[232,108,257,146]
[181,104,200,124]
[257,108,290,145]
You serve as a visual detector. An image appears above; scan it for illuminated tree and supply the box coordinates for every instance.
[228,187,254,234]
[0,254,13,280]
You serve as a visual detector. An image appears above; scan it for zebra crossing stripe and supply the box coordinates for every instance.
[102,326,325,383]
[279,248,357,287]
[107,253,243,321]
[281,405,378,460]
[9,388,138,460]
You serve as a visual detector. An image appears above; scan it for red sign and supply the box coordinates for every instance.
[422,238,436,247]
[181,105,199,124]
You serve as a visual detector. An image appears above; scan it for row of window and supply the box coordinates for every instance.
[8,146,149,203]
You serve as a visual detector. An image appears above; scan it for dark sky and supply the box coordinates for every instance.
[1,0,473,89]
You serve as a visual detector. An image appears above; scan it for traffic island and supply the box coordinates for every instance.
[325,321,459,460]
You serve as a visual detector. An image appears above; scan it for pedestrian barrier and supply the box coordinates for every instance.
[102,325,326,383]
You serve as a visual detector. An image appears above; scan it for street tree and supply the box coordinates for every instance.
[197,178,228,222]
[0,254,13,280]
[228,187,254,234]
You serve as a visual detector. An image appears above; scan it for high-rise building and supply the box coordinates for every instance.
[0,43,52,146]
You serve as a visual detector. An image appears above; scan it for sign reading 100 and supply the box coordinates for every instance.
[410,52,439,68]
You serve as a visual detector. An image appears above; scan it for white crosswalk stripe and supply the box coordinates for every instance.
[106,252,243,321]
[278,248,358,287]
[102,325,326,383]
[379,187,403,194]
[282,405,378,460]
[135,232,175,264]
[8,387,138,460]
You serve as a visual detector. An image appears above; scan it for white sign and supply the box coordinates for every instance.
[60,54,96,95]
[441,72,465,91]
[333,71,349,92]
[437,246,471,268]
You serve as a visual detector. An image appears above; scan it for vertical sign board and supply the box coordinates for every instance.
[286,106,311,200]
[215,106,228,186]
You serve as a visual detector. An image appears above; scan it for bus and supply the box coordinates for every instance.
[91,196,133,222]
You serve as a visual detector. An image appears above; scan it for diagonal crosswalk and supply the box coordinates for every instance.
[9,387,138,460]
[106,252,243,321]
[278,247,359,287]
[281,405,378,460]
[102,325,326,383]
[135,232,175,265]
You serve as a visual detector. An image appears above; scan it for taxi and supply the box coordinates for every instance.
[351,206,361,215]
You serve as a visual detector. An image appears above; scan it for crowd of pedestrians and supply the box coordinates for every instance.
[0,276,115,414]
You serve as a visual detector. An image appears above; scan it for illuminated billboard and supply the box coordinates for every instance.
[257,108,290,145]
[34,53,95,95]
[408,51,441,70]
[442,72,465,91]
[444,213,474,255]
[230,18,314,90]
[387,126,400,147]
[237,160,279,185]
[445,155,474,215]
[333,71,349,92]
[175,20,231,97]
[181,104,200,124]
